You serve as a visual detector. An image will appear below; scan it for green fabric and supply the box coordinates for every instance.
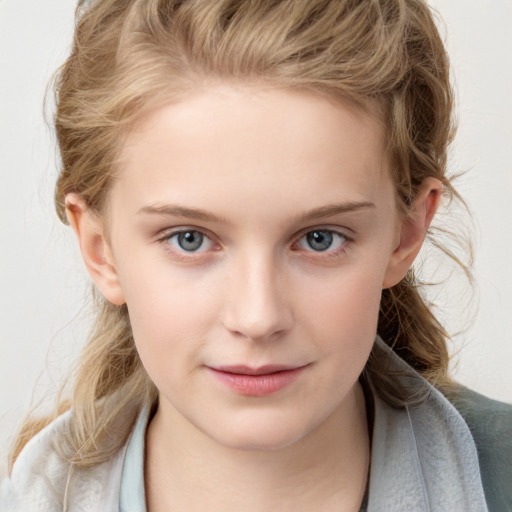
[450,387,512,512]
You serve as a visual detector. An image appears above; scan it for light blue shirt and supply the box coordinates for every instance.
[119,407,148,512]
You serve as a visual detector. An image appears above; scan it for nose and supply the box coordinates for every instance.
[221,253,294,342]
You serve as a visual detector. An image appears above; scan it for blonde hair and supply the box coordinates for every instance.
[10,0,465,469]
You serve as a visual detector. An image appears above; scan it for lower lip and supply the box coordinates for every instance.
[208,367,307,397]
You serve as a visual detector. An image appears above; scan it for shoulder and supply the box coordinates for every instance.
[0,411,127,512]
[449,387,512,512]
[1,412,72,511]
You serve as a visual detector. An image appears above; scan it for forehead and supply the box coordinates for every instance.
[112,84,393,222]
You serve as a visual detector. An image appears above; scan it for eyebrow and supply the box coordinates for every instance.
[138,201,375,224]
[138,204,229,223]
[298,202,376,222]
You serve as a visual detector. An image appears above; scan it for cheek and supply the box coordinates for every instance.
[119,264,221,376]
[298,264,384,356]
[285,269,381,417]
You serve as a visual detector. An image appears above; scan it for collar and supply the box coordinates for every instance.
[366,337,488,511]
[119,404,149,512]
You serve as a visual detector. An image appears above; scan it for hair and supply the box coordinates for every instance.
[10,0,467,470]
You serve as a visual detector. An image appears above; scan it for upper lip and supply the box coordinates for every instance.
[210,364,306,375]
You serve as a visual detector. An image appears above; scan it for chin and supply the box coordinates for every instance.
[205,414,313,453]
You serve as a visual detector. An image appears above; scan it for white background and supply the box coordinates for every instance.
[1,0,511,462]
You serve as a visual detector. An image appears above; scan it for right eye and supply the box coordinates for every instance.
[165,230,215,253]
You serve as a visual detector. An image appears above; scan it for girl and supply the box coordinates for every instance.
[2,0,511,511]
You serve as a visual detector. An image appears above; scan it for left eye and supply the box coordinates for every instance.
[296,230,346,252]
[166,230,214,252]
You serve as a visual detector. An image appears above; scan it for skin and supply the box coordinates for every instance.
[67,84,442,511]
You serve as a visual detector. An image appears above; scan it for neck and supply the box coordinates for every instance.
[145,383,370,512]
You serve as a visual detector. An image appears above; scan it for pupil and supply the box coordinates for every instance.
[178,231,203,251]
[307,231,333,251]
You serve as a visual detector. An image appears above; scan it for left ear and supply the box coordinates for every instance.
[383,177,443,289]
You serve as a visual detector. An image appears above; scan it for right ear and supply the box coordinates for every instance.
[65,193,126,306]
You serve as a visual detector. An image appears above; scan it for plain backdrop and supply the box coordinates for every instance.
[1,0,511,462]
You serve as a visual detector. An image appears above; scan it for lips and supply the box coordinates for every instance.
[215,364,299,375]
[207,364,308,396]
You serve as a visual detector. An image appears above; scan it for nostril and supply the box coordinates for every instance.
[220,262,294,341]
[222,307,293,342]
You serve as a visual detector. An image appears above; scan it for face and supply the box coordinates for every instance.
[101,85,403,451]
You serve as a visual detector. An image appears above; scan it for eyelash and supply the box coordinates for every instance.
[158,229,219,260]
[292,229,350,258]
[157,227,352,260]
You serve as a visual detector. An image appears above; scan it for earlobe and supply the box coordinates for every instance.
[65,193,126,306]
[382,177,443,289]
